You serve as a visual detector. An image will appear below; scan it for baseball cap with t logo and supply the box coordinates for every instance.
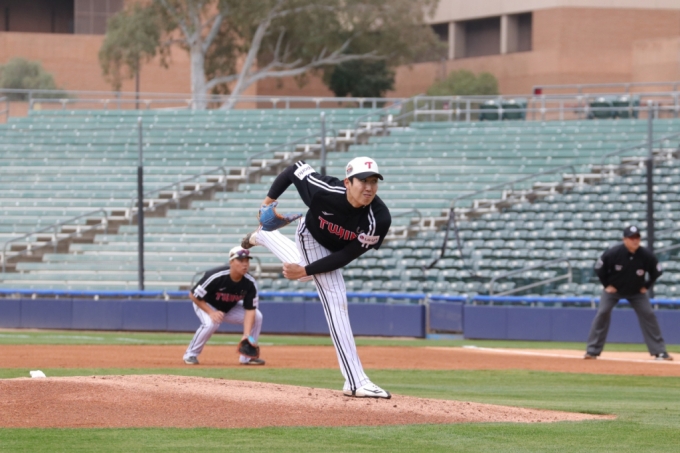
[229,246,252,261]
[346,156,383,180]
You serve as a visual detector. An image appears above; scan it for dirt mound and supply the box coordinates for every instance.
[0,375,610,428]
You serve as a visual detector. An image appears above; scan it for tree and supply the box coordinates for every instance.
[0,58,65,100]
[426,69,499,96]
[324,60,395,99]
[100,0,440,109]
[99,3,162,94]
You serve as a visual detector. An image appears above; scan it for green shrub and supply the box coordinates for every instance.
[0,58,66,100]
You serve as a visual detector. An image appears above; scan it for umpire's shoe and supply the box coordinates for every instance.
[240,358,265,366]
[655,352,674,361]
[583,353,598,360]
[344,382,391,399]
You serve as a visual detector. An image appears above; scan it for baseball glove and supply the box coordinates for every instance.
[258,201,302,232]
[237,337,260,359]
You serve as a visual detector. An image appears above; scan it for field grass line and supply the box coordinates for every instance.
[460,345,680,365]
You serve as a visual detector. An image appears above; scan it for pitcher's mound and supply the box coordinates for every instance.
[0,375,612,428]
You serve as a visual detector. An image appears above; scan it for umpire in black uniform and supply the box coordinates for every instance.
[585,225,673,361]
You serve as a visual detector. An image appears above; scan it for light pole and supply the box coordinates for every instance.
[137,117,145,291]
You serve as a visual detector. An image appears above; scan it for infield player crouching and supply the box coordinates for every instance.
[183,246,265,366]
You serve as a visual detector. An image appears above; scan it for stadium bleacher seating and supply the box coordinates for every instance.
[1,109,678,298]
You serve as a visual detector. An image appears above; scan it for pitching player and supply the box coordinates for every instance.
[241,157,392,398]
[183,246,265,366]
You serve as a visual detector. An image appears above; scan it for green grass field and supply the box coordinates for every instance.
[1,330,679,452]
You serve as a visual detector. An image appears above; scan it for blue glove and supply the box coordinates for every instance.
[258,201,302,232]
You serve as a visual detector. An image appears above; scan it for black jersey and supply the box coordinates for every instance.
[191,265,259,313]
[267,161,391,275]
[594,243,663,295]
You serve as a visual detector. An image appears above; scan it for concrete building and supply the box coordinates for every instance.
[0,0,679,102]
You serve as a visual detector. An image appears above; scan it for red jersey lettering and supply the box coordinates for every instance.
[318,216,357,242]
[319,217,330,230]
[215,292,243,302]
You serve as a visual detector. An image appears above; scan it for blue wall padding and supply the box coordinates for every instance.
[21,298,72,329]
[463,305,680,344]
[259,302,307,334]
[507,307,552,341]
[167,301,199,332]
[121,300,167,331]
[350,304,386,336]
[0,299,21,328]
[464,305,508,339]
[72,299,123,330]
[658,311,680,344]
[550,309,594,342]
[304,302,331,334]
[607,310,645,344]
[0,297,676,344]
[429,302,463,332]
[385,304,424,337]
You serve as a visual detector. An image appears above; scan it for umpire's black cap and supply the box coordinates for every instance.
[623,225,641,238]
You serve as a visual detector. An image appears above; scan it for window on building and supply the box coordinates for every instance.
[517,12,532,52]
[75,0,123,34]
[0,0,74,33]
[0,0,124,34]
[431,22,449,42]
[465,17,501,58]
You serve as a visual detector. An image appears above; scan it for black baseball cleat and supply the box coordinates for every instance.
[240,358,265,366]
[655,352,673,361]
[240,228,259,250]
[583,353,598,360]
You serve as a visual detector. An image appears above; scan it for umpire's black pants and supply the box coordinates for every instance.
[586,290,667,356]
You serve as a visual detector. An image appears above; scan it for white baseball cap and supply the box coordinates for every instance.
[229,246,252,261]
[345,156,383,180]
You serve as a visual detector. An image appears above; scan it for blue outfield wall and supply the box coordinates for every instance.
[0,291,678,343]
[0,297,426,338]
[463,305,680,344]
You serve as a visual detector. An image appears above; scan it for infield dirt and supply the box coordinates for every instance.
[2,344,675,428]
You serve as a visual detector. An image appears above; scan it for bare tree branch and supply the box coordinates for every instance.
[202,12,224,53]
[248,51,381,83]
[205,74,239,91]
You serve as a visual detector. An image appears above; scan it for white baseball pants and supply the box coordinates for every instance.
[255,218,371,392]
[183,301,263,364]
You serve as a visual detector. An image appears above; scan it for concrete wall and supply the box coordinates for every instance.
[0,31,190,94]
[632,36,680,85]
[430,0,680,23]
[378,7,680,97]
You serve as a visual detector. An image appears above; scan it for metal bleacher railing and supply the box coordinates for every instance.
[0,88,405,111]
[394,92,680,123]
[1,209,109,273]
